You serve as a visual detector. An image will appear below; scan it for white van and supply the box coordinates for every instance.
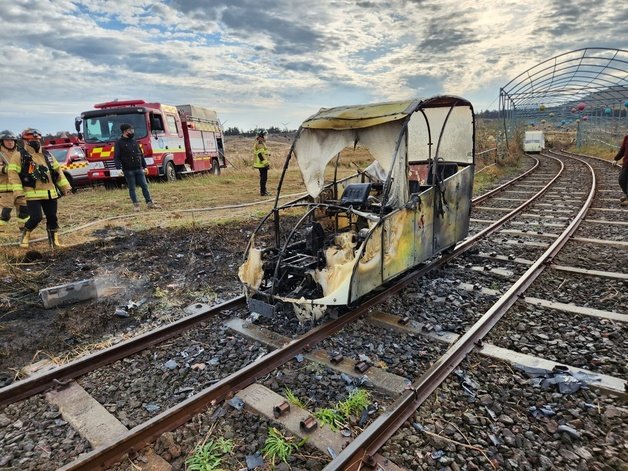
[523,131,545,153]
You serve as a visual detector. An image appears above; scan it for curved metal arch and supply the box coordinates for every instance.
[513,77,627,108]
[502,48,627,91]
[499,48,628,149]
[507,69,626,105]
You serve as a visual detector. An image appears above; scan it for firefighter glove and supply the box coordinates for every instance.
[32,164,49,182]
[15,195,26,206]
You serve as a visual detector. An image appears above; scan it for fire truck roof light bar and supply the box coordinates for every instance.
[94,100,147,109]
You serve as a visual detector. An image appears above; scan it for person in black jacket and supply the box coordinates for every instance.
[613,134,628,206]
[114,123,156,211]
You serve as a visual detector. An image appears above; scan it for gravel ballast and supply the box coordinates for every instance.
[380,354,627,470]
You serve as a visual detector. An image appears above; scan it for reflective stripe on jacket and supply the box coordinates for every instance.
[253,142,269,168]
[8,145,71,201]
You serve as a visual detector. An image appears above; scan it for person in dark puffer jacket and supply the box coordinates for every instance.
[114,123,157,211]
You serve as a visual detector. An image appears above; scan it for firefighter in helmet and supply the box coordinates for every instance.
[0,130,29,232]
[253,130,271,196]
[8,128,72,248]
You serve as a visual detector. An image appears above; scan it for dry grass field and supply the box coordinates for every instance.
[0,135,330,251]
[0,134,438,249]
[0,123,517,262]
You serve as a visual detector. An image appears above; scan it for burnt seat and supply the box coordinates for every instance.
[340,183,372,206]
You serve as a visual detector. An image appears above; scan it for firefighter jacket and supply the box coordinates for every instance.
[114,136,146,171]
[253,141,270,169]
[0,146,21,194]
[8,145,71,201]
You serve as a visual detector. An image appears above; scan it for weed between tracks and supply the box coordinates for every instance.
[185,437,234,471]
[284,387,310,409]
[262,427,307,468]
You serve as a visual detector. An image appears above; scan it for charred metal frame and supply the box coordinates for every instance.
[240,97,476,321]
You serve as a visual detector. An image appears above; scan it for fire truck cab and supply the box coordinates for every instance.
[77,100,226,183]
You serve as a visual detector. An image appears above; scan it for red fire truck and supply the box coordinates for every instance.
[75,100,226,183]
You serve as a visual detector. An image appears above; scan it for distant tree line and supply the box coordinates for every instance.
[224,125,296,136]
[476,110,500,119]
[50,128,297,139]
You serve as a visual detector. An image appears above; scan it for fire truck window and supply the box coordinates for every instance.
[166,115,179,134]
[49,149,67,162]
[150,113,165,133]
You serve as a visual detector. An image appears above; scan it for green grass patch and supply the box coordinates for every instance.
[336,389,371,418]
[262,427,306,468]
[284,387,309,409]
[568,143,617,160]
[312,388,372,431]
[313,407,346,432]
[185,437,234,471]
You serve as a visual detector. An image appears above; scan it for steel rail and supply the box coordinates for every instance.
[0,156,548,407]
[323,154,596,471]
[59,156,564,470]
[0,296,246,407]
[472,155,539,205]
[550,148,618,167]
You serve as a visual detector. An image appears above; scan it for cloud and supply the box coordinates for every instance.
[0,0,626,134]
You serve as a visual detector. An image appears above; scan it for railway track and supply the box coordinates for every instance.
[0,157,539,409]
[324,150,626,469]
[1,152,625,470]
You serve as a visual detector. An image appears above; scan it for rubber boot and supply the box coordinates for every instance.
[19,228,32,248]
[16,214,29,230]
[16,206,30,230]
[47,229,65,248]
[17,217,29,231]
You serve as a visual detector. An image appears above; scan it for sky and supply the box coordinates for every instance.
[0,0,626,135]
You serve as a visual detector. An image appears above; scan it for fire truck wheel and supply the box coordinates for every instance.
[164,161,177,182]
[211,158,221,176]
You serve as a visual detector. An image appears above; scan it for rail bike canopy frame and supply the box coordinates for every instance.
[499,48,628,150]
[239,96,476,321]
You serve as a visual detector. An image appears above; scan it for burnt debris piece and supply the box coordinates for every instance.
[39,278,98,309]
[514,364,595,394]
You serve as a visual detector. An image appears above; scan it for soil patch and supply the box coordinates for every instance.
[0,221,256,383]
